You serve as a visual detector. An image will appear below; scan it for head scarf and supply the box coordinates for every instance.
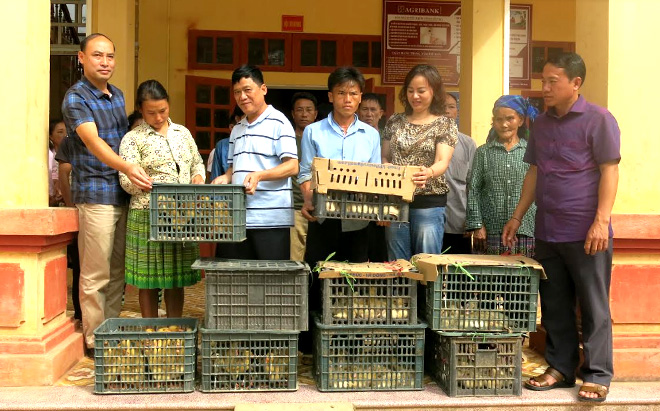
[487,95,539,142]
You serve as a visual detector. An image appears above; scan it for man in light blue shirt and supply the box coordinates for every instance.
[298,67,381,268]
[213,65,298,259]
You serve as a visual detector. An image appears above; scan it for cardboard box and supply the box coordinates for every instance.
[311,157,422,202]
[316,259,422,281]
[412,253,547,283]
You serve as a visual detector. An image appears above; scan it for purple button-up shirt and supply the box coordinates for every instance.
[524,95,620,242]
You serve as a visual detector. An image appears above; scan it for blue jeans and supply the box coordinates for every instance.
[386,206,446,260]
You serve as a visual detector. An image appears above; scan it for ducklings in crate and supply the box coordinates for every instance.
[101,338,145,390]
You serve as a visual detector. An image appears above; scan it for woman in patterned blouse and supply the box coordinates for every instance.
[382,64,457,260]
[119,80,205,318]
[466,95,538,257]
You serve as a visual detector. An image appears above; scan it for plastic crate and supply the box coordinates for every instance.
[93,318,197,394]
[313,191,409,222]
[313,316,425,391]
[149,183,246,242]
[193,259,309,331]
[321,276,417,325]
[424,264,540,332]
[311,157,421,201]
[426,331,522,397]
[200,329,298,392]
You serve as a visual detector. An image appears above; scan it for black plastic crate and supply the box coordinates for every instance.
[314,190,409,222]
[426,331,522,397]
[93,318,197,394]
[313,316,425,391]
[200,329,298,392]
[193,259,309,331]
[425,265,540,332]
[321,276,417,326]
[149,183,246,242]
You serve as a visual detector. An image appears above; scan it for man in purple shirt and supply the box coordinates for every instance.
[502,52,620,403]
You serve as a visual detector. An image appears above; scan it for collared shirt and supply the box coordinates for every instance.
[119,120,205,209]
[61,77,129,205]
[524,95,621,242]
[445,132,477,234]
[228,105,298,229]
[298,112,381,232]
[466,137,536,237]
[55,136,74,164]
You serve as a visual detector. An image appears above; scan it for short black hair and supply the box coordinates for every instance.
[232,105,244,119]
[48,119,64,136]
[291,92,318,110]
[327,67,365,92]
[232,65,264,86]
[135,80,169,107]
[127,110,142,128]
[445,92,458,104]
[360,93,383,110]
[545,52,586,86]
[80,33,114,52]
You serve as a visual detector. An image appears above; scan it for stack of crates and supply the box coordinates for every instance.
[93,318,198,394]
[413,254,544,397]
[313,260,426,391]
[193,259,309,392]
[310,157,422,222]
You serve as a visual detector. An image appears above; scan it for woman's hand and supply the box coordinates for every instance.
[412,166,434,188]
[191,174,205,184]
[473,226,487,252]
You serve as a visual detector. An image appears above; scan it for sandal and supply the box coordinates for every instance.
[524,367,576,391]
[578,382,608,403]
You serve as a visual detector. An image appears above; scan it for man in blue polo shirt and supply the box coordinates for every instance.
[62,33,152,354]
[298,67,381,266]
[212,65,298,259]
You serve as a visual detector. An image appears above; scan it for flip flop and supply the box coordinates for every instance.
[578,382,609,403]
[524,367,576,391]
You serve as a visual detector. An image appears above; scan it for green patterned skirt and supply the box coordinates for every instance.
[125,209,201,289]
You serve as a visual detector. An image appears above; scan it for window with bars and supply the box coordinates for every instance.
[50,0,87,55]
[531,41,575,79]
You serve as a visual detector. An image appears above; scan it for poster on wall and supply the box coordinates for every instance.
[382,1,532,89]
[382,1,461,86]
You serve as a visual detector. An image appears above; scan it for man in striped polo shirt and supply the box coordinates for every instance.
[212,65,299,259]
[62,33,152,354]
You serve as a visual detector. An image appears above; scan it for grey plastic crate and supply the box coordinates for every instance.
[314,190,409,222]
[313,316,425,391]
[321,276,417,326]
[200,328,298,392]
[149,183,246,242]
[426,331,522,397]
[193,259,309,331]
[93,318,197,394]
[424,264,541,332]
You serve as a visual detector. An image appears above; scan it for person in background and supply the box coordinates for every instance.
[358,94,389,262]
[289,91,318,261]
[358,93,385,132]
[212,65,298,260]
[503,52,620,403]
[48,119,67,206]
[55,134,81,321]
[382,64,456,260]
[61,33,152,355]
[442,93,476,254]
[465,95,537,257]
[127,110,143,131]
[119,79,205,318]
[211,106,244,181]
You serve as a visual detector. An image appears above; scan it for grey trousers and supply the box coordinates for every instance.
[535,239,614,386]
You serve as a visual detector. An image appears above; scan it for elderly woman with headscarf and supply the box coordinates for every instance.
[466,95,538,257]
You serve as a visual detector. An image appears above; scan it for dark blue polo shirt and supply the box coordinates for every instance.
[62,77,129,205]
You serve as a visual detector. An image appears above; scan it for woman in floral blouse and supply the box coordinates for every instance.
[466,95,538,257]
[382,64,457,260]
[119,80,205,318]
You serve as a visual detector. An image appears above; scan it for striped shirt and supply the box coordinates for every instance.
[228,105,298,229]
[61,77,129,205]
[466,137,536,237]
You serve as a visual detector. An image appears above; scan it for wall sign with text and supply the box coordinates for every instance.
[382,1,532,88]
